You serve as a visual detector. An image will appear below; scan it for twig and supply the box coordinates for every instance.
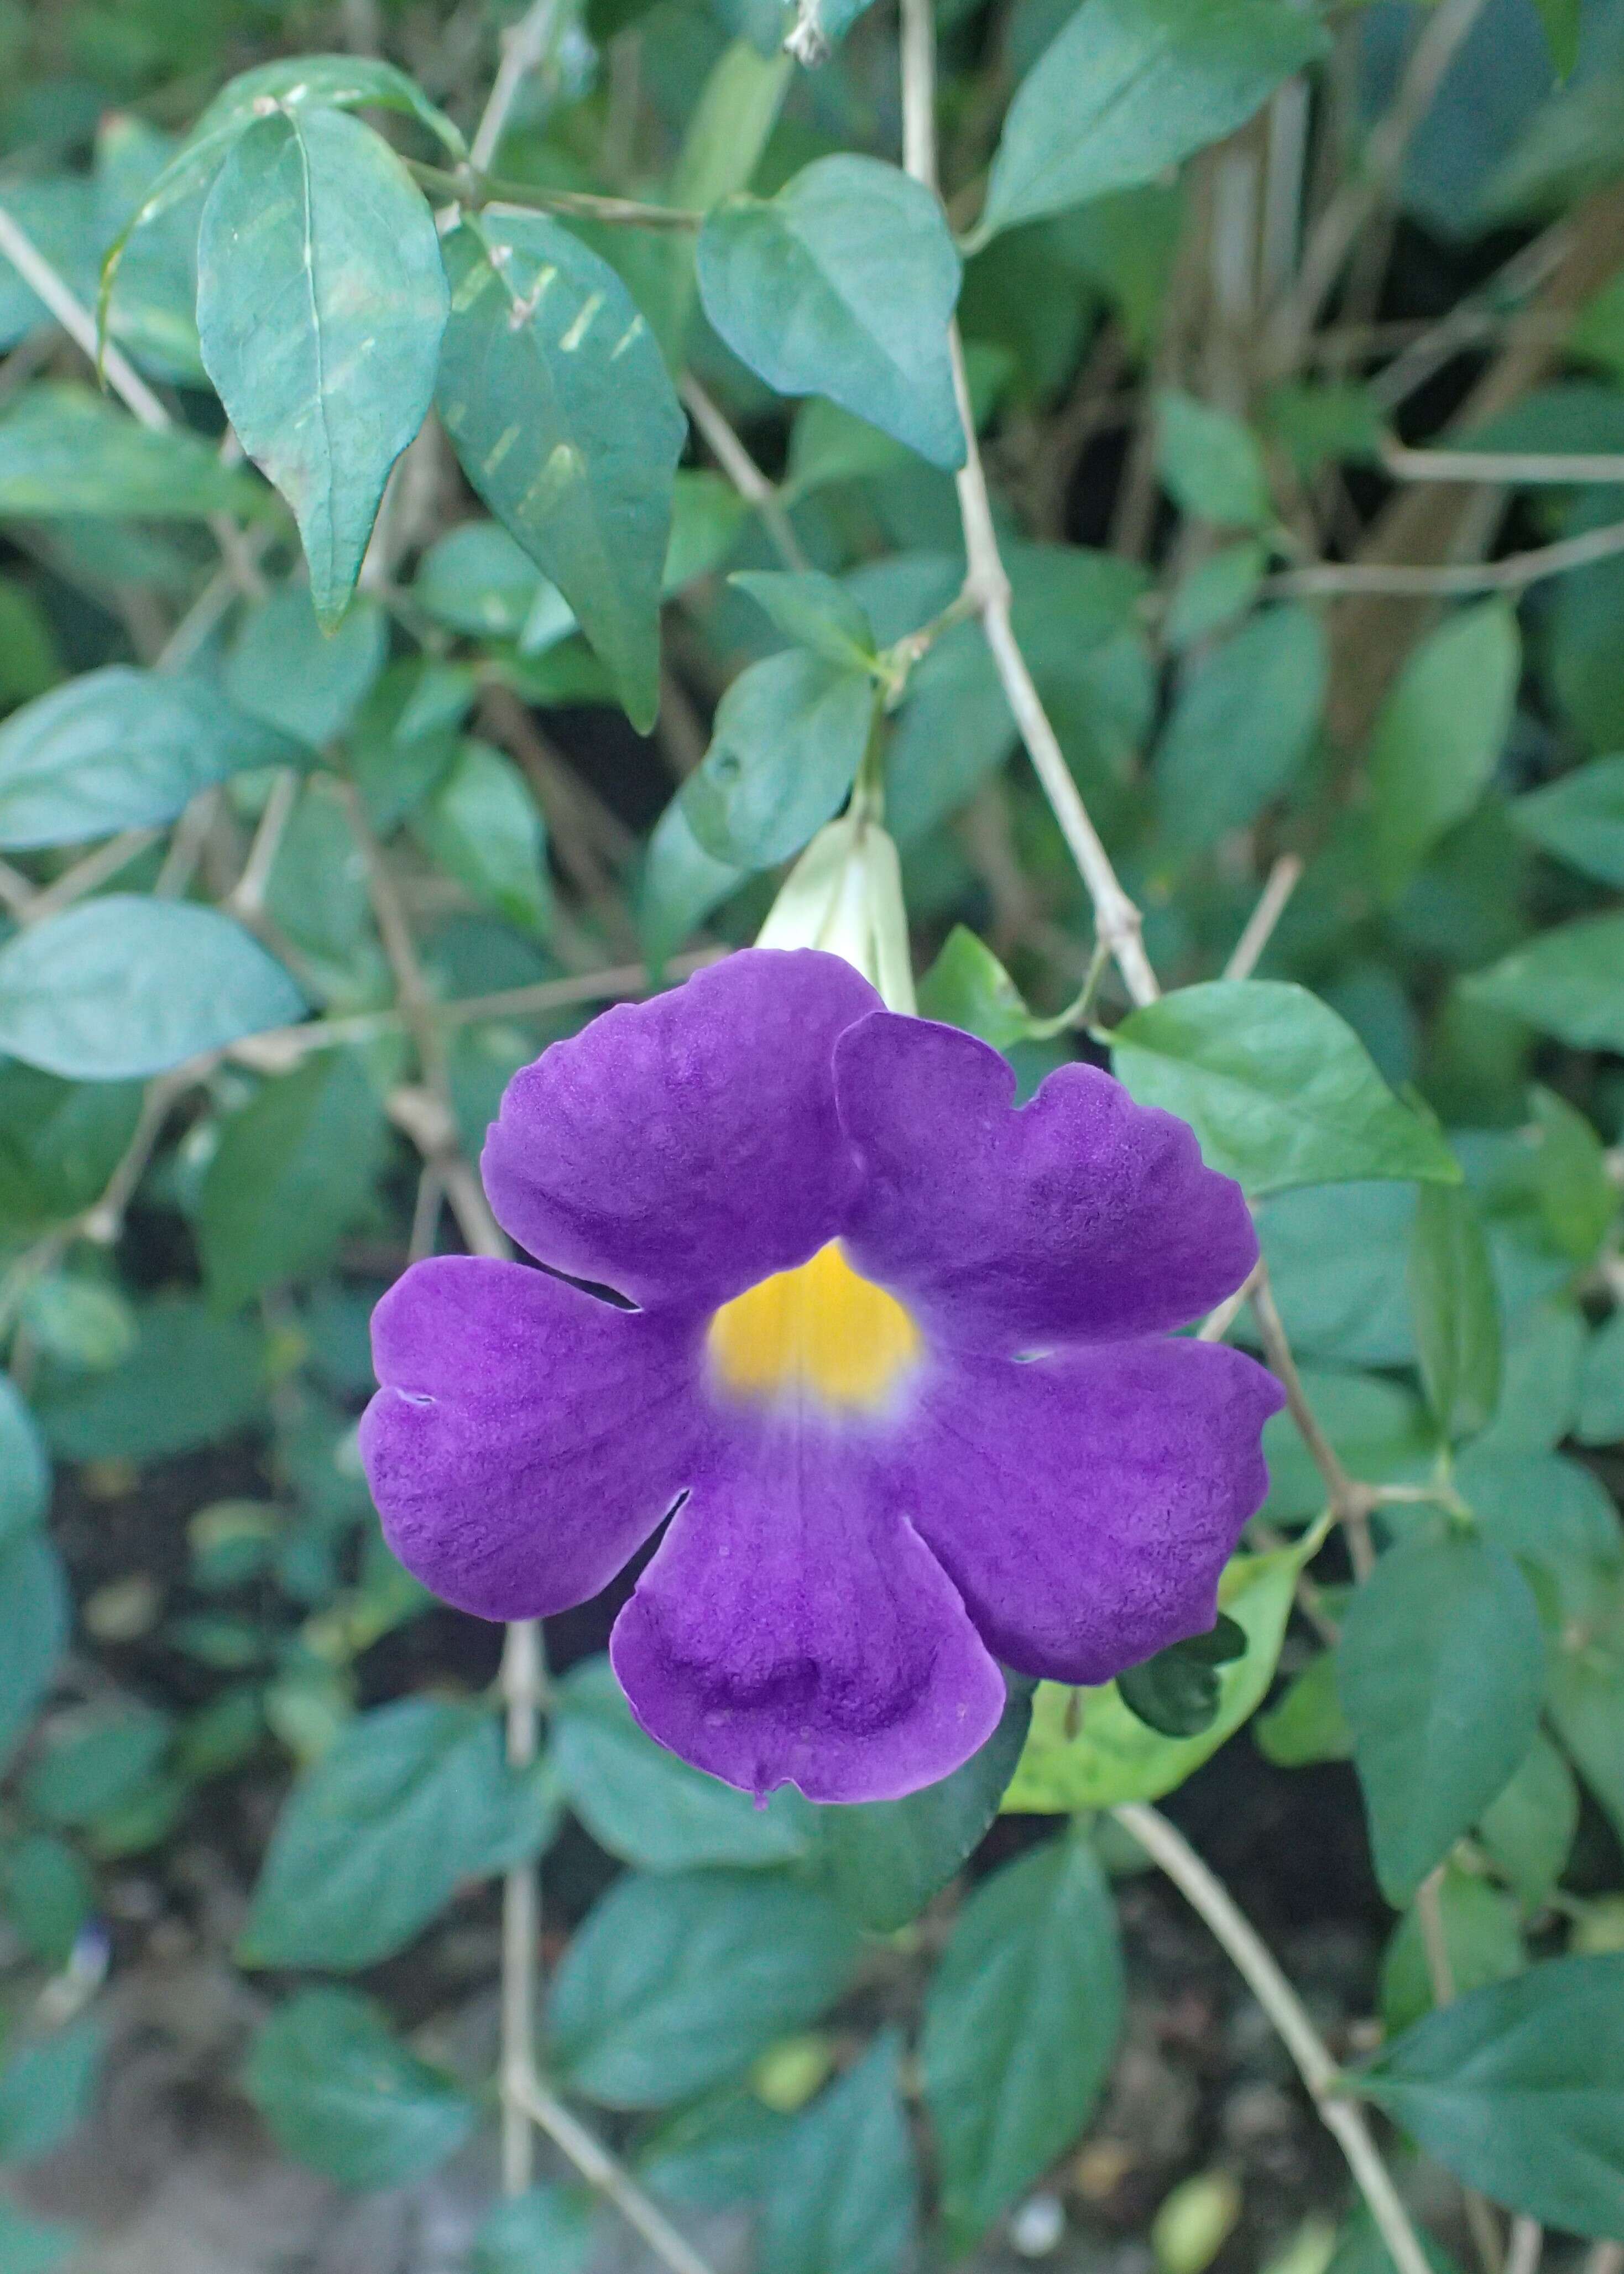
[409,160,701,232]
[1382,441,1624,485]
[1583,2246,1624,2274]
[228,769,299,921]
[1115,1803,1437,2274]
[500,1619,544,2196]
[1415,1870,1506,2274]
[469,0,566,170]
[507,2072,720,2274]
[1505,2220,1542,2274]
[19,830,159,925]
[1269,517,1624,596]
[1199,1259,1262,1345]
[678,374,809,572]
[1251,1266,1376,1578]
[1224,854,1304,981]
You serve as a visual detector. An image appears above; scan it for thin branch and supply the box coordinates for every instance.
[1505,2222,1543,2274]
[409,159,701,232]
[1269,517,1624,596]
[500,1619,544,2197]
[1224,854,1304,981]
[1115,1804,1437,2274]
[1382,441,1624,486]
[1251,1266,1376,1577]
[228,769,299,921]
[470,0,567,171]
[19,830,159,925]
[507,2072,720,2274]
[678,374,809,572]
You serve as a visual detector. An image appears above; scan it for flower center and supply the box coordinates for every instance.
[707,1241,922,1411]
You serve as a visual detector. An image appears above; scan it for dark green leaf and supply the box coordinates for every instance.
[1337,1530,1545,1905]
[0,898,304,1080]
[545,1870,859,2109]
[697,157,964,469]
[0,1834,94,1967]
[730,571,878,672]
[0,1375,50,1545]
[1527,1086,1616,1264]
[638,795,746,966]
[241,1697,556,1969]
[1463,914,1624,1054]
[0,2019,105,2163]
[1478,1732,1579,1909]
[437,213,685,732]
[1508,752,1624,886]
[1369,603,1519,901]
[39,1297,264,1461]
[1118,1615,1247,1740]
[473,2186,595,2274]
[1532,0,1581,78]
[1380,1869,1524,2037]
[243,1987,477,2190]
[0,1532,69,1767]
[1110,981,1459,1196]
[1409,1182,1501,1444]
[1152,606,1325,862]
[411,740,552,938]
[226,586,387,749]
[1579,1308,1624,1446]
[921,1832,1123,2247]
[197,108,447,626]
[1360,1954,1624,2237]
[760,2032,918,2274]
[0,667,302,849]
[0,385,260,519]
[24,1705,170,1828]
[197,1055,389,1313]
[551,1656,812,1873]
[681,650,874,868]
[977,0,1328,240]
[1548,1628,1624,1845]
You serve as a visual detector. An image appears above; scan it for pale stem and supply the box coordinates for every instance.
[1115,1803,1438,2274]
[470,0,567,172]
[1505,2218,1543,2274]
[678,373,809,572]
[1270,518,1624,596]
[1414,1869,1506,2274]
[500,1619,544,2197]
[228,768,300,921]
[18,829,160,925]
[508,2072,721,2274]
[1382,442,1624,485]
[1250,1268,1376,1578]
[1224,854,1305,982]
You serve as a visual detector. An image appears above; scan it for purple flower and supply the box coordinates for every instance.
[360,950,1284,1803]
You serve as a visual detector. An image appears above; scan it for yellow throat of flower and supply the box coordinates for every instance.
[707,1241,922,1411]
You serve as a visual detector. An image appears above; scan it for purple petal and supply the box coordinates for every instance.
[482,950,881,1309]
[361,1256,706,1620]
[901,1337,1285,1683]
[834,1016,1260,1348]
[609,1417,1006,1803]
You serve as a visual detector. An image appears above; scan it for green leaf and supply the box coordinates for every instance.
[977,0,1328,241]
[1110,981,1459,1196]
[1478,1731,1579,1910]
[1254,1183,1417,1369]
[636,2085,792,2209]
[415,521,568,645]
[552,1656,812,1872]
[0,2018,105,2163]
[0,897,304,1081]
[1260,1367,1430,1524]
[1509,752,1624,886]
[760,2032,918,2274]
[1255,1651,1351,1768]
[0,667,302,849]
[1531,0,1581,78]
[545,1870,859,2109]
[0,1375,50,1546]
[1463,913,1624,1054]
[697,157,964,470]
[437,213,685,732]
[730,571,879,672]
[411,740,552,938]
[1152,606,1326,863]
[1164,540,1270,651]
[243,1987,477,2191]
[670,40,792,213]
[0,2201,80,2274]
[226,585,387,750]
[241,1697,555,1970]
[681,650,874,868]
[197,1055,388,1312]
[916,925,1040,1052]
[639,795,746,967]
[197,108,448,627]
[39,1296,264,1461]
[1527,1086,1616,1264]
[0,1531,69,1767]
[1379,1869,1524,2037]
[803,1681,1032,1932]
[921,1832,1124,2248]
[473,2186,595,2274]
[1118,1614,1248,1739]
[1579,1308,1624,1446]
[1337,1530,1546,1905]
[1548,1627,1624,1844]
[1360,1954,1624,2238]
[0,1834,94,1967]
[1369,603,1520,901]
[1156,390,1270,528]
[1001,1539,1310,1813]
[1464,1451,1624,1631]
[0,384,260,519]
[1409,1182,1502,1444]
[25,1704,170,1828]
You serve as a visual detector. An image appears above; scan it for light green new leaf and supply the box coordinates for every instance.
[0,898,304,1081]
[412,739,552,938]
[917,925,1040,1052]
[697,156,964,470]
[241,1698,556,1969]
[1369,602,1520,901]
[1464,912,1624,1052]
[1001,1540,1312,1813]
[1532,0,1581,77]
[546,1871,859,2109]
[761,2033,918,2274]
[197,108,448,626]
[197,1055,389,1313]
[681,649,874,869]
[0,1531,68,1768]
[0,666,302,849]
[670,40,791,215]
[1509,752,1624,885]
[0,384,260,519]
[978,0,1328,241]
[1110,980,1459,1195]
[1360,1955,1624,2238]
[1255,1651,1351,1768]
[243,1988,477,2191]
[922,1833,1123,2248]
[437,213,685,732]
[1409,1182,1502,1444]
[551,1656,812,1874]
[1157,389,1270,528]
[1338,1530,1546,1905]
[1153,605,1326,862]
